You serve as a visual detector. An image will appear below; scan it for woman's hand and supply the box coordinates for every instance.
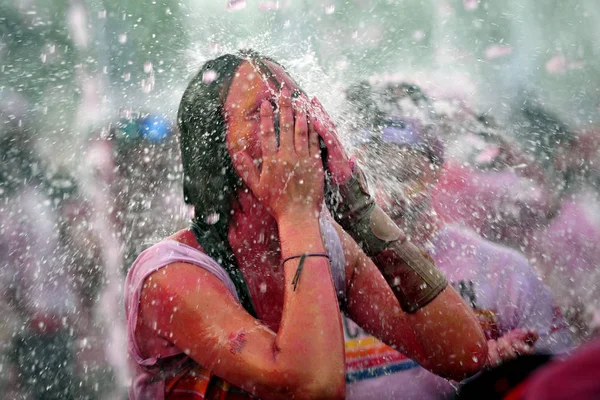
[233,88,324,221]
[486,328,539,367]
[310,96,353,185]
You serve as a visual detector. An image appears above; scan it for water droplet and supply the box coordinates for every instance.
[546,54,567,74]
[118,33,128,44]
[412,30,425,41]
[260,1,279,11]
[325,5,335,14]
[203,70,218,84]
[206,212,220,225]
[463,0,479,11]
[227,0,247,12]
[144,61,153,73]
[484,44,513,60]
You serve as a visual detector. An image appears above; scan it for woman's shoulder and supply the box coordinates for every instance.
[166,228,204,251]
[125,230,207,296]
[127,229,241,304]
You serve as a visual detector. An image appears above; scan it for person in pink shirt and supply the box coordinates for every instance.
[343,82,572,399]
[429,112,555,247]
[516,123,600,339]
[0,92,78,399]
[346,82,555,248]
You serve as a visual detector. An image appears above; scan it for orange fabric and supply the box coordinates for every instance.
[165,364,251,400]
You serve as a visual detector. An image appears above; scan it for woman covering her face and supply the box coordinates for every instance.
[124,50,487,400]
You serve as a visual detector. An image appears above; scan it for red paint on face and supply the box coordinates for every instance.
[222,59,310,331]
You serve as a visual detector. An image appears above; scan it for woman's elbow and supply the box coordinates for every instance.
[276,367,346,400]
[439,287,489,379]
[459,339,488,379]
[442,334,488,381]
[308,372,346,400]
[423,323,488,381]
[460,316,488,377]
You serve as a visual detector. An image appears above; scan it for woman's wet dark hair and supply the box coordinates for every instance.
[177,50,286,316]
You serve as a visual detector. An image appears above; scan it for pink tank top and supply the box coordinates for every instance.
[125,217,347,399]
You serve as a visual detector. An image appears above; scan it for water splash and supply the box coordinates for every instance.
[485,44,513,60]
[227,0,247,12]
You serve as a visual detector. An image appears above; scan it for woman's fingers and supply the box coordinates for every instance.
[260,101,277,157]
[310,97,344,151]
[233,151,261,194]
[487,331,537,367]
[311,112,327,141]
[278,87,295,154]
[311,97,334,138]
[308,116,320,157]
[507,329,539,348]
[311,96,327,122]
[512,341,534,356]
[294,100,309,156]
[310,97,353,184]
[486,339,501,366]
[524,330,539,347]
[495,337,512,361]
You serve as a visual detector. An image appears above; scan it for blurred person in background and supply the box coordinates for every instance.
[80,111,188,397]
[342,81,572,399]
[84,110,188,272]
[50,170,122,399]
[363,84,600,340]
[508,101,600,341]
[410,92,600,342]
[0,91,77,399]
[346,81,555,248]
[428,108,555,248]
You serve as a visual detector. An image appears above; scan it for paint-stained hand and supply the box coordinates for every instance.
[486,328,539,366]
[233,87,324,221]
[310,96,353,185]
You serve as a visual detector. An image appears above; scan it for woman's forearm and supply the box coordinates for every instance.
[274,214,345,397]
[369,241,486,378]
[404,287,488,379]
[344,223,487,381]
[331,168,448,312]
